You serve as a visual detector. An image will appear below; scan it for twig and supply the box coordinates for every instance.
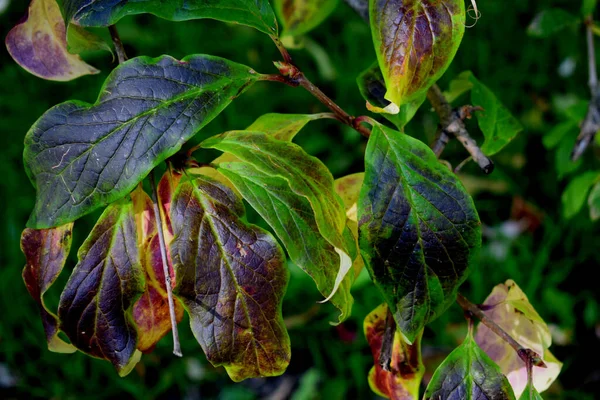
[572,16,600,161]
[427,84,494,173]
[379,307,396,372]
[456,293,546,368]
[270,35,293,64]
[108,25,127,64]
[150,171,182,357]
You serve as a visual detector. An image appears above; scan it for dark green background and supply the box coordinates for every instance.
[0,0,598,398]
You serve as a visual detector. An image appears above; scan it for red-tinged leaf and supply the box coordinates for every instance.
[5,0,98,81]
[21,224,76,353]
[157,170,182,241]
[58,200,144,376]
[171,175,290,381]
[475,280,562,397]
[364,303,424,399]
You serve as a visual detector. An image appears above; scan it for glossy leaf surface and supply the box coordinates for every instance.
[202,131,353,302]
[370,0,465,108]
[25,54,258,228]
[21,224,76,353]
[358,124,481,343]
[424,330,516,400]
[475,280,562,397]
[63,0,278,35]
[170,176,290,381]
[6,0,98,81]
[276,0,339,37]
[58,200,144,376]
[364,303,424,399]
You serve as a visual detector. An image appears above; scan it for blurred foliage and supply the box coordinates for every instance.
[0,0,599,398]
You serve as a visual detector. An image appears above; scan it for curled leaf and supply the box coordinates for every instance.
[5,0,98,81]
[21,224,76,353]
[474,280,562,397]
[370,0,465,108]
[335,173,365,277]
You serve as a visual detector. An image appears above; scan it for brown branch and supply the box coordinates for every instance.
[456,293,546,368]
[108,25,127,64]
[150,171,182,357]
[427,84,494,173]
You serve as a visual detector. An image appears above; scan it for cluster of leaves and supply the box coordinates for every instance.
[6,0,571,398]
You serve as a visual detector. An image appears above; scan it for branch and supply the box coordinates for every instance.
[108,25,127,64]
[427,84,494,174]
[572,16,600,161]
[379,307,396,372]
[150,171,182,357]
[456,293,546,368]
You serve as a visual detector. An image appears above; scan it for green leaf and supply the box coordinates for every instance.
[582,0,598,17]
[519,385,544,400]
[21,224,77,354]
[448,71,523,155]
[63,0,278,35]
[202,131,354,303]
[170,175,290,381]
[66,25,113,56]
[5,0,99,81]
[369,0,465,108]
[276,0,339,37]
[358,124,481,343]
[24,54,258,228]
[58,200,144,376]
[356,62,426,130]
[542,121,578,150]
[588,181,600,221]
[424,330,516,400]
[527,9,580,38]
[562,171,600,219]
[245,112,329,141]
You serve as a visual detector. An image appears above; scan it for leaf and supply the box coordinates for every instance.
[334,173,365,277]
[58,200,144,376]
[202,131,354,303]
[276,0,339,37]
[542,121,578,150]
[364,303,424,400]
[5,0,99,81]
[561,171,600,219]
[527,9,580,38]
[519,385,544,400]
[356,62,426,129]
[358,124,481,343]
[447,71,523,155]
[24,54,258,229]
[170,175,290,381]
[21,224,76,354]
[582,0,598,17]
[130,182,184,353]
[588,181,600,221]
[63,0,278,35]
[424,329,516,400]
[474,280,562,397]
[66,25,113,55]
[369,0,465,108]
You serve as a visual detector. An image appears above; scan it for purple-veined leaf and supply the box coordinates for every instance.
[369,0,465,109]
[358,123,481,343]
[170,175,290,381]
[24,54,258,229]
[5,0,99,81]
[21,224,76,353]
[58,200,144,376]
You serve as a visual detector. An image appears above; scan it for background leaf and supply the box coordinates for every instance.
[62,0,279,35]
[5,0,98,81]
[58,200,144,376]
[527,9,580,38]
[276,0,339,37]
[358,124,481,343]
[587,181,600,221]
[24,54,258,228]
[21,224,76,353]
[561,171,600,219]
[170,175,290,381]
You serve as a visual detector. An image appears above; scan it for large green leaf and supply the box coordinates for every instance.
[170,175,290,381]
[62,0,278,35]
[369,0,465,109]
[275,0,339,37]
[358,124,481,343]
[25,54,258,228]
[202,131,354,302]
[21,224,76,354]
[424,330,516,400]
[58,200,144,376]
